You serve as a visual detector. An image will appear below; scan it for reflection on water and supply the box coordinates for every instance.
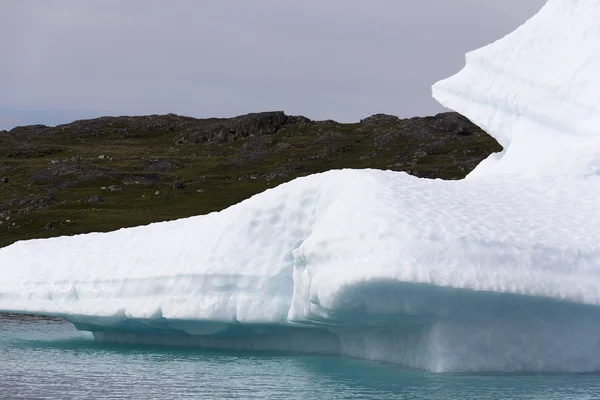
[1,314,599,400]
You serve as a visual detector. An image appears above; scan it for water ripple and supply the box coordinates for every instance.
[1,317,600,399]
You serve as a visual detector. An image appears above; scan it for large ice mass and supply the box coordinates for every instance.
[2,0,600,372]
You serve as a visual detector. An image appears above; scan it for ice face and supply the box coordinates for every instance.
[2,169,599,372]
[432,0,600,178]
[1,0,600,372]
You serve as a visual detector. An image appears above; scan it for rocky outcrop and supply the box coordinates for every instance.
[174,112,311,144]
[14,111,311,145]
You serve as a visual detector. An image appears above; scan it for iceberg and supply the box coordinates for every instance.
[2,0,600,372]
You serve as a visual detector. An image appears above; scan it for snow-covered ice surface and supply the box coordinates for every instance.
[432,0,600,179]
[2,0,600,372]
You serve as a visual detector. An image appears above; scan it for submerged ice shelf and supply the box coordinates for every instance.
[2,0,600,372]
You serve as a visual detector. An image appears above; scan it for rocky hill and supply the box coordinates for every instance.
[0,111,501,248]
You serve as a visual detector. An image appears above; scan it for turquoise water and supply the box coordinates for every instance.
[1,314,600,399]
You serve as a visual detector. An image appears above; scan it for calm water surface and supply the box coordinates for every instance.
[1,315,599,399]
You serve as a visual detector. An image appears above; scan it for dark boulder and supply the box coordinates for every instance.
[43,221,58,230]
[88,195,104,203]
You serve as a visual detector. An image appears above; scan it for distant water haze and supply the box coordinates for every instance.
[1,0,546,130]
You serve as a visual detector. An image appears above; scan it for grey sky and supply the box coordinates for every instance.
[1,0,546,130]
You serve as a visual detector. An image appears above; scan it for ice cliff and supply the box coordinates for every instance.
[432,0,600,179]
[1,0,600,372]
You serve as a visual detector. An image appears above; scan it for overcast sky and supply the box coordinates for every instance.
[1,0,546,130]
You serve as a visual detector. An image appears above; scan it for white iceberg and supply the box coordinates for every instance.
[2,0,600,372]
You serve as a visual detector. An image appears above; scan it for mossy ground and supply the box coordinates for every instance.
[0,116,501,248]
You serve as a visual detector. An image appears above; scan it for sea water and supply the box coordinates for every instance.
[1,314,599,400]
